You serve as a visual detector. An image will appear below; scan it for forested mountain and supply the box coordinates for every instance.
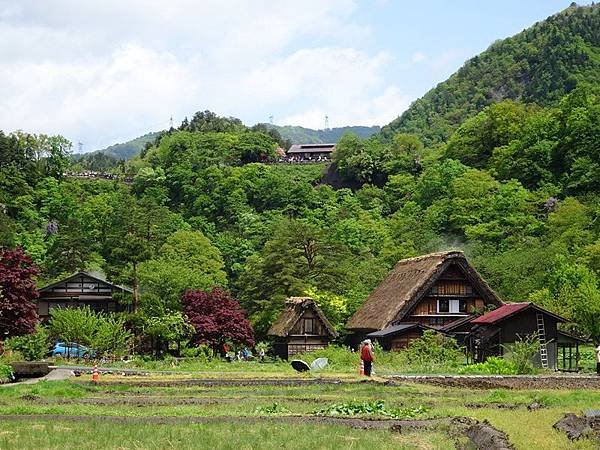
[74,131,162,162]
[76,124,379,169]
[2,4,600,348]
[265,124,380,144]
[380,3,600,145]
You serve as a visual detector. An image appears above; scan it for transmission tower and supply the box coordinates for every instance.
[169,116,174,129]
[78,142,83,153]
[269,115,274,125]
[324,115,330,130]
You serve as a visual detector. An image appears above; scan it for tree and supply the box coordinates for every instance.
[140,311,194,357]
[138,230,227,312]
[0,248,39,339]
[49,306,132,357]
[182,288,255,353]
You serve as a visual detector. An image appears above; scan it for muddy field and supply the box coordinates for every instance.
[1,373,599,449]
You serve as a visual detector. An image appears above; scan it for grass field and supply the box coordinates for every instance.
[0,372,598,449]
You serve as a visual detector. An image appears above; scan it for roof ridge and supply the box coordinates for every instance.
[394,250,464,265]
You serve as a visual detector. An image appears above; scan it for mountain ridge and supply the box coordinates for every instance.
[380,3,600,145]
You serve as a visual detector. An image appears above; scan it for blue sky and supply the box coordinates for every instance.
[0,0,585,150]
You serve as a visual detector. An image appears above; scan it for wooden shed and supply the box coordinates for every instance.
[346,251,503,350]
[468,302,568,370]
[37,271,132,320]
[268,297,338,360]
[366,323,433,351]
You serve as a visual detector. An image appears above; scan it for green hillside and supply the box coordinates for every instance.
[380,3,600,145]
[266,124,380,144]
[89,131,162,160]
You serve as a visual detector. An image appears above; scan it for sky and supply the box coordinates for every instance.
[0,0,585,151]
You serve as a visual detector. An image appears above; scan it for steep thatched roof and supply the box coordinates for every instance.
[346,251,503,332]
[268,297,338,338]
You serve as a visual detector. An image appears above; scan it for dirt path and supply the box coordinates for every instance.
[73,378,344,387]
[1,369,73,387]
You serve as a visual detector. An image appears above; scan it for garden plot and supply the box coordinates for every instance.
[0,374,598,449]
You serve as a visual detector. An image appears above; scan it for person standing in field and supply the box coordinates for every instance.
[361,339,375,377]
[596,343,600,375]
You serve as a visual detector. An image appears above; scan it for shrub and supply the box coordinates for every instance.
[50,306,132,357]
[180,344,212,361]
[459,356,519,375]
[402,331,463,370]
[503,334,540,374]
[0,362,13,383]
[4,326,50,361]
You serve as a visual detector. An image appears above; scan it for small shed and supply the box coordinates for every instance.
[268,297,338,360]
[366,323,432,351]
[468,302,567,369]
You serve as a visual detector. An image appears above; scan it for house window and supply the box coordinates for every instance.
[438,299,449,313]
[303,318,315,334]
[438,299,467,314]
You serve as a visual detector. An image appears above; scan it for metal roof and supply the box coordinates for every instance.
[471,302,566,325]
[287,143,335,154]
[366,322,429,338]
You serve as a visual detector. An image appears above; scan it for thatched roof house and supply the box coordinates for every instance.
[268,297,338,359]
[346,251,503,349]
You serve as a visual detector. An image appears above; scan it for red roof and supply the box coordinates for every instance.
[471,302,531,324]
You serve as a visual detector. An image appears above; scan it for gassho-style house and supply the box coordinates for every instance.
[346,251,580,370]
[268,297,338,360]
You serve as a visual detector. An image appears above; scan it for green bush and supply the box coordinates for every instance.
[179,345,212,361]
[402,331,464,370]
[0,361,13,383]
[459,356,519,375]
[50,307,132,357]
[503,334,540,374]
[4,326,50,361]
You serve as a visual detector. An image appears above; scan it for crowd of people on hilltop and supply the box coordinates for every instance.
[272,154,332,164]
[63,170,133,183]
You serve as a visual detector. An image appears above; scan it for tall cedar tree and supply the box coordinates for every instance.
[182,287,255,352]
[0,248,39,338]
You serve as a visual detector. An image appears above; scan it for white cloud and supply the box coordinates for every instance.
[0,0,406,149]
[411,51,427,63]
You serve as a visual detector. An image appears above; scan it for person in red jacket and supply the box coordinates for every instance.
[360,339,374,376]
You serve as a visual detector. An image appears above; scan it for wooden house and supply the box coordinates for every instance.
[37,271,132,320]
[468,302,578,370]
[268,297,338,360]
[287,144,335,160]
[346,251,503,350]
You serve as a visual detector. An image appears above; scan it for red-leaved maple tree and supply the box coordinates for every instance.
[0,248,39,339]
[182,287,255,352]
